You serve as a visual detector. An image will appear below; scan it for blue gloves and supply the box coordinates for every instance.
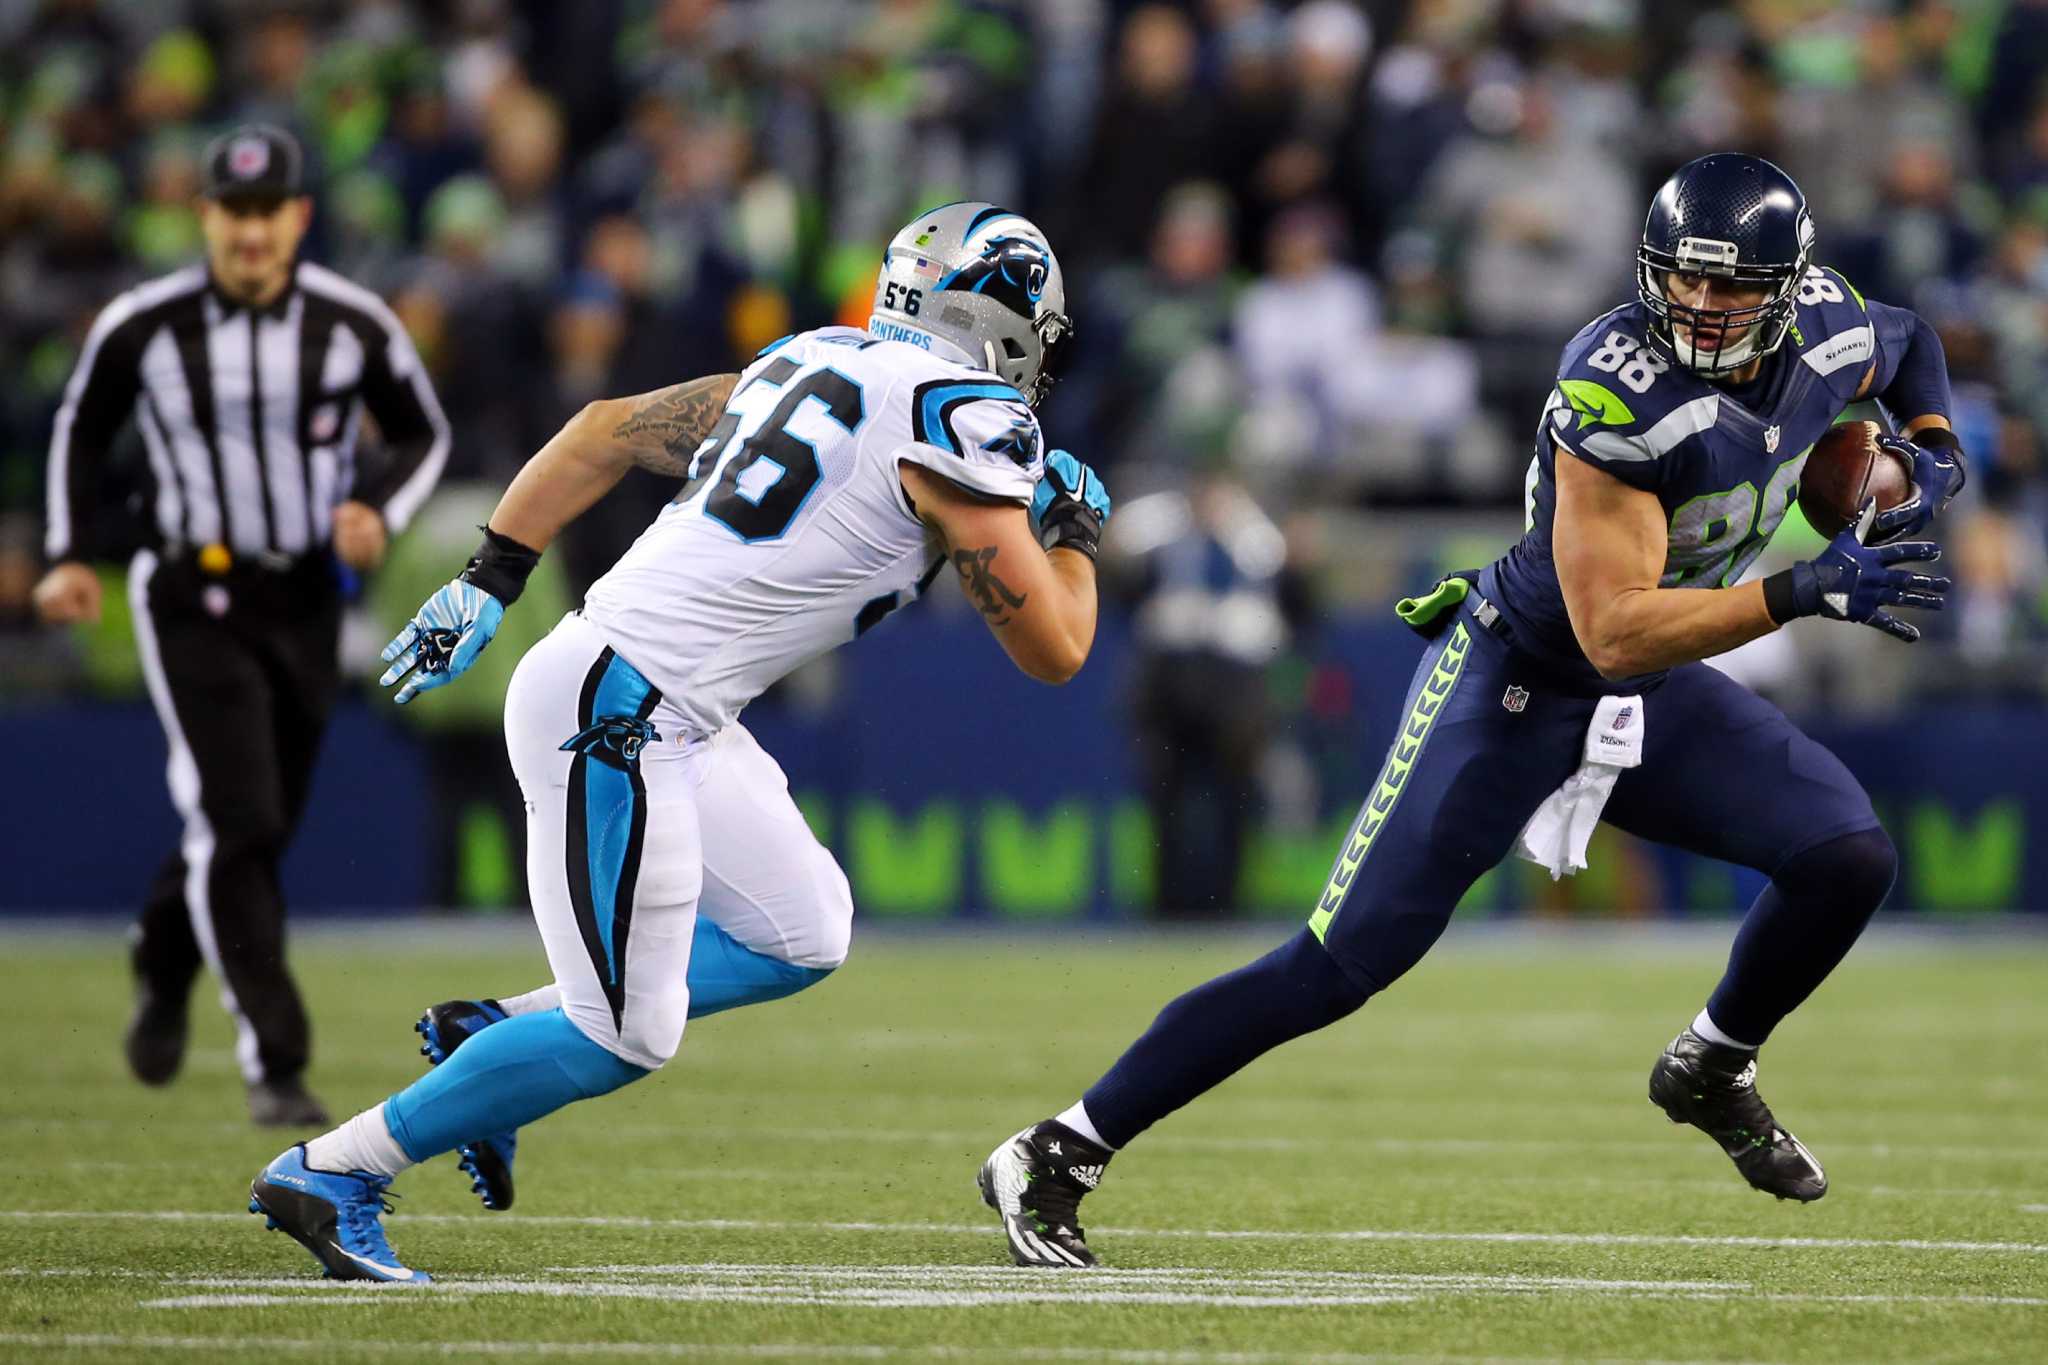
[1032,450,1112,559]
[1868,432,1966,543]
[1770,522,1950,643]
[379,579,506,704]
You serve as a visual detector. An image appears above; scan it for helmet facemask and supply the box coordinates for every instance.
[1637,237,1808,378]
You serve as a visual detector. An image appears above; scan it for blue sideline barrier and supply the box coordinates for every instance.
[5,615,2040,915]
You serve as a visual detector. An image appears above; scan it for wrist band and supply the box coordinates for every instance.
[1762,568,1801,626]
[460,526,542,605]
[1909,425,1961,453]
[1041,508,1102,561]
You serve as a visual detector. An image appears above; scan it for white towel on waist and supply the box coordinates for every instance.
[1514,693,1645,879]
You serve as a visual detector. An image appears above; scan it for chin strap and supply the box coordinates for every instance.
[1673,327,1762,373]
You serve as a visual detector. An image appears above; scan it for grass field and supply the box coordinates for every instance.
[1,921,2044,1364]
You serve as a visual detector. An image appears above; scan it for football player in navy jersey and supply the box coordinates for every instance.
[979,154,1966,1269]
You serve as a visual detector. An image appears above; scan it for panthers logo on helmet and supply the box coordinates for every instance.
[937,237,1052,322]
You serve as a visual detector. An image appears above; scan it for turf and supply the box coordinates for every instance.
[1,922,2044,1364]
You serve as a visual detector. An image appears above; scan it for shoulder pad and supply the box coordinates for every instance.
[1551,314,1717,479]
[1787,266,1874,380]
[896,378,1042,504]
[909,378,1036,463]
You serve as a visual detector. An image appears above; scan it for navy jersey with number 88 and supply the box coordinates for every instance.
[1481,266,1924,688]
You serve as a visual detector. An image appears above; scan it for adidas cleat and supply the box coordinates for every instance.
[979,1120,1110,1268]
[1649,1028,1827,1202]
[416,999,517,1210]
[248,1145,429,1283]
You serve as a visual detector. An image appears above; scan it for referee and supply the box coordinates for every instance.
[31,125,450,1126]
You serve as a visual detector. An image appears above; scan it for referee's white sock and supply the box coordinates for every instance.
[499,985,561,1017]
[303,1103,414,1179]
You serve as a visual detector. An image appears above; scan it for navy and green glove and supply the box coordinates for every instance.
[1762,516,1950,643]
[1031,450,1112,559]
[1868,429,1966,543]
[378,527,539,704]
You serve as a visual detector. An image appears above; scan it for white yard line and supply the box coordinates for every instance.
[126,1264,2048,1313]
[6,1207,2048,1255]
[0,1333,1790,1365]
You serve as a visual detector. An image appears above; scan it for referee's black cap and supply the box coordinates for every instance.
[200,124,306,202]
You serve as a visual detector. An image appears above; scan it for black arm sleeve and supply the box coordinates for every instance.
[44,308,146,562]
[351,319,450,534]
[1866,300,1952,427]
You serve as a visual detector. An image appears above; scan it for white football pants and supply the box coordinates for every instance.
[504,612,854,1070]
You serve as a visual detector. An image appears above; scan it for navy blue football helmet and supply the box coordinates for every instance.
[1637,154,1814,376]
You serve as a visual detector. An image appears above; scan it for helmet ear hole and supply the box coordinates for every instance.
[1001,337,1028,360]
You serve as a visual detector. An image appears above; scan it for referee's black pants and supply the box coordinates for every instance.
[128,548,340,1086]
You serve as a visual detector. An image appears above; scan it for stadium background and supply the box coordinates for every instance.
[2,0,2045,919]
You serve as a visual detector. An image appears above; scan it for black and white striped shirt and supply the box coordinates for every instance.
[45,260,450,563]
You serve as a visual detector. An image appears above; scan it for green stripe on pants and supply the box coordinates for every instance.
[1309,622,1472,943]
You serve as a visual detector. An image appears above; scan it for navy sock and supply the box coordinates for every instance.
[1081,928,1369,1149]
[1707,827,1896,1045]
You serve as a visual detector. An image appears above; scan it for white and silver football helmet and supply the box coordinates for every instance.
[869,201,1072,406]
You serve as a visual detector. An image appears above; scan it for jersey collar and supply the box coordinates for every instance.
[865,321,979,369]
[205,262,299,320]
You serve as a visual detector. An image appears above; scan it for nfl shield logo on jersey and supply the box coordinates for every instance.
[1764,424,1781,453]
[1502,685,1530,714]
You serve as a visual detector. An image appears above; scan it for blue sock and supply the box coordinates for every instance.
[1081,928,1367,1149]
[383,1007,647,1163]
[1707,828,1895,1045]
[688,918,834,1018]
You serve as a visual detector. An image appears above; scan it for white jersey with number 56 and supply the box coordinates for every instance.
[581,325,1045,735]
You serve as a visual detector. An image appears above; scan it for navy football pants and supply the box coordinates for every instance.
[1081,604,1893,1149]
[1310,609,1883,994]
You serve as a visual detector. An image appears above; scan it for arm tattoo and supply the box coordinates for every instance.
[610,374,739,475]
[952,544,1028,625]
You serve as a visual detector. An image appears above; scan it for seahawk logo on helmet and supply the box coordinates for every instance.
[1637,153,1814,376]
[869,202,1072,407]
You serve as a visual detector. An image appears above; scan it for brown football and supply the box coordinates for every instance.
[1797,420,1912,538]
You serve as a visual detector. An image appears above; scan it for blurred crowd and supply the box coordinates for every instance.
[4,0,2048,663]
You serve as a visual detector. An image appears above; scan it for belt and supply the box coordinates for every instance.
[1395,571,1654,701]
[163,542,325,580]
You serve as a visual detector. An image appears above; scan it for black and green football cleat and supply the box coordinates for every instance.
[1649,1027,1826,1202]
[978,1120,1111,1267]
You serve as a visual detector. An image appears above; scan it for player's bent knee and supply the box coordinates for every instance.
[797,857,854,971]
[1277,928,1373,1024]
[564,998,681,1074]
[1782,827,1897,910]
[685,917,837,1017]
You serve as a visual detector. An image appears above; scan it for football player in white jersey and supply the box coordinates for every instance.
[248,203,1112,1282]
